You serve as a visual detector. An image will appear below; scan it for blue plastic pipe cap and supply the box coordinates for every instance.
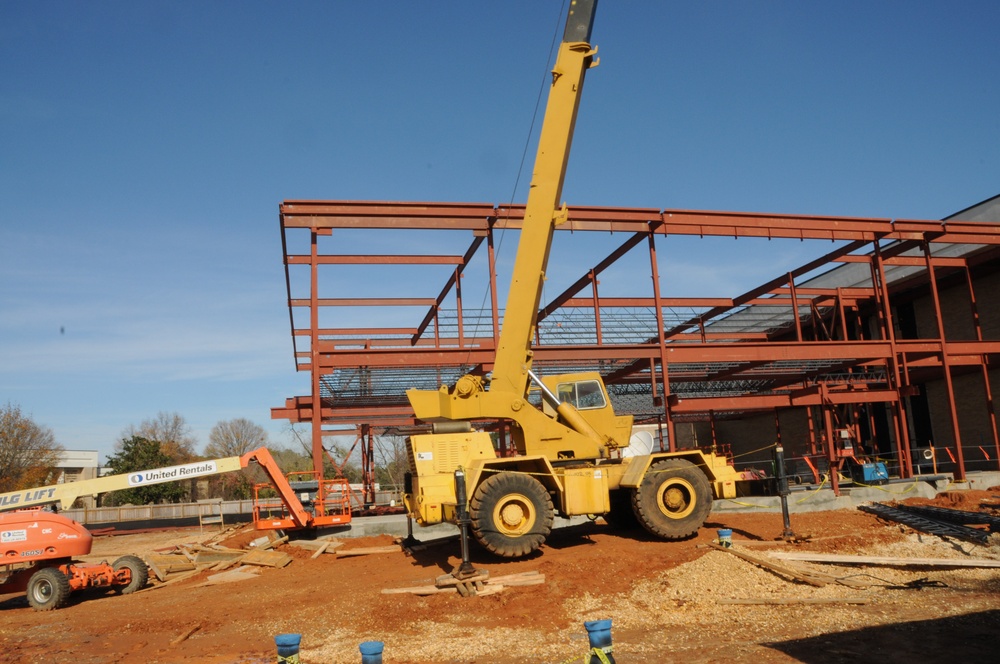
[584,619,612,647]
[275,633,302,663]
[275,634,301,649]
[359,640,385,664]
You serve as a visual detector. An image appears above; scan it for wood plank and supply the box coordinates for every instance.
[718,597,869,605]
[771,552,1000,568]
[144,554,197,579]
[193,550,244,566]
[201,567,261,585]
[310,542,330,559]
[337,545,403,557]
[260,535,289,551]
[144,556,168,582]
[487,571,541,583]
[240,549,293,568]
[288,538,345,553]
[381,584,454,596]
[170,624,202,646]
[708,543,830,587]
[137,568,203,592]
[205,544,246,554]
[488,573,545,587]
[435,571,490,587]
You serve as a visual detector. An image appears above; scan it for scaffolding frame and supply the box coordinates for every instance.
[271,201,1000,498]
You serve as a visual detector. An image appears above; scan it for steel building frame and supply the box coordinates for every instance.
[272,201,1000,499]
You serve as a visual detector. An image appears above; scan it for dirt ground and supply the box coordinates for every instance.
[2,491,999,664]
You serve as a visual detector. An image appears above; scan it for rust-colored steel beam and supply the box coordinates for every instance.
[280,201,498,230]
[668,389,900,414]
[538,228,655,321]
[280,201,1000,243]
[309,340,889,368]
[290,297,437,307]
[413,235,486,344]
[286,254,465,265]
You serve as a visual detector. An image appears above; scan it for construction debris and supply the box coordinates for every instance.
[286,538,346,556]
[200,566,261,586]
[382,570,545,597]
[859,503,994,545]
[337,545,403,557]
[717,597,869,605]
[240,549,293,568]
[169,624,202,646]
[140,527,298,585]
[707,543,866,588]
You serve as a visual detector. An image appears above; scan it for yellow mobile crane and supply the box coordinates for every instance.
[402,0,752,558]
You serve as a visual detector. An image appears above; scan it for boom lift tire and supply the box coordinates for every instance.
[632,458,712,540]
[111,555,149,594]
[26,567,71,611]
[470,472,554,558]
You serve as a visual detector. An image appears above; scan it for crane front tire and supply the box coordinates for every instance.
[632,458,712,540]
[470,472,554,558]
[26,567,71,611]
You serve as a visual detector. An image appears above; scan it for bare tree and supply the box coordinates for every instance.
[200,418,268,500]
[120,412,197,462]
[205,418,268,458]
[375,434,409,493]
[0,403,64,493]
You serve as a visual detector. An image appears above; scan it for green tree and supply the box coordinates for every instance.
[103,436,186,505]
[0,403,63,492]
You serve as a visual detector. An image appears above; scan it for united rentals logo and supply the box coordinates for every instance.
[127,461,219,487]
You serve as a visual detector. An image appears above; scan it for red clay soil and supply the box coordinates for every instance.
[1,491,998,663]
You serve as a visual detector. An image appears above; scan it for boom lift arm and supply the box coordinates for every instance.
[0,447,347,531]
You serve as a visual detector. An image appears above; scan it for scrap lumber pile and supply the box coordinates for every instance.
[140,528,304,589]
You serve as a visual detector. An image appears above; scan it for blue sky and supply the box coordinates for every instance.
[2,1,998,463]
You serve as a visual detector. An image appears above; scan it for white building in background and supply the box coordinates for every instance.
[55,450,100,508]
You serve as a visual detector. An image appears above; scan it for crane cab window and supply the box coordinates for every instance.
[556,379,607,410]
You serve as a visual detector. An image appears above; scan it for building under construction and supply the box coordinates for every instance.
[271,193,1000,503]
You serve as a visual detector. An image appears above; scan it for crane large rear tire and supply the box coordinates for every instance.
[112,555,149,594]
[26,567,71,611]
[470,472,554,558]
[632,459,712,540]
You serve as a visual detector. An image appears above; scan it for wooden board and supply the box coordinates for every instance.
[337,545,403,557]
[240,549,293,568]
[708,543,830,587]
[487,571,545,587]
[718,597,869,605]
[193,550,244,566]
[201,567,261,585]
[435,571,490,587]
[288,538,345,553]
[144,554,196,582]
[770,552,1000,568]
